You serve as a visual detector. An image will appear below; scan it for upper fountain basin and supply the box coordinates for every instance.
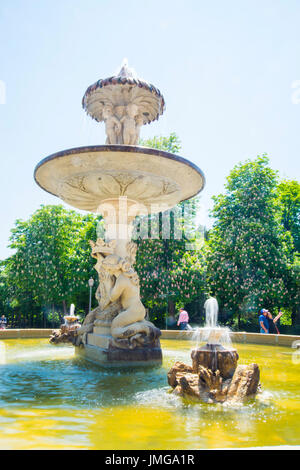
[82,60,165,126]
[34,145,205,213]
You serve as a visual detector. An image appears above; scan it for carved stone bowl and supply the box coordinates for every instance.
[34,145,205,214]
[81,61,166,125]
[191,344,239,380]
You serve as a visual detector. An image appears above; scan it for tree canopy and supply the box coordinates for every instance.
[136,134,206,323]
[207,155,298,327]
[2,205,101,326]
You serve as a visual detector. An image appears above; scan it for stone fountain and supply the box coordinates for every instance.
[50,304,81,344]
[34,60,205,367]
[168,298,260,402]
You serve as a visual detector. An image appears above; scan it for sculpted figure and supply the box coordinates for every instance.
[101,254,160,348]
[125,240,138,265]
[121,104,139,145]
[101,254,145,327]
[73,306,100,346]
[114,105,125,144]
[135,114,144,144]
[103,105,121,144]
[89,239,116,306]
[75,240,160,350]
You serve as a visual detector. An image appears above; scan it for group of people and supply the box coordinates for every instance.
[168,306,284,334]
[0,308,284,334]
[259,309,283,334]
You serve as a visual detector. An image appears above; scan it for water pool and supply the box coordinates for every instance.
[0,338,299,449]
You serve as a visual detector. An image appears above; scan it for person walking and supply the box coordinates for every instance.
[0,315,7,329]
[177,308,189,330]
[259,309,269,334]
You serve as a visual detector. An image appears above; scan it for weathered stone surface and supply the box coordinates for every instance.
[167,361,193,388]
[72,235,162,368]
[178,374,201,399]
[197,366,228,403]
[227,363,260,401]
[50,328,78,344]
[76,342,162,368]
[82,61,166,145]
[34,146,205,214]
[168,352,260,403]
[191,345,239,379]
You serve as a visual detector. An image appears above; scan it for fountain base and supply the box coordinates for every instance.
[168,344,260,403]
[73,304,162,368]
[49,324,80,345]
[75,341,162,368]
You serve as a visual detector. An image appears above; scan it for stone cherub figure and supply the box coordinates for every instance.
[102,103,144,145]
[74,238,160,349]
[101,256,144,325]
[101,254,160,349]
[103,105,121,144]
[72,239,116,346]
[120,103,139,145]
[89,238,116,306]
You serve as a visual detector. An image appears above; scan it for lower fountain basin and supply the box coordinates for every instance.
[0,338,299,449]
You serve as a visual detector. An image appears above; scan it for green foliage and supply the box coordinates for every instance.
[277,179,300,252]
[139,133,181,154]
[135,238,206,310]
[288,255,300,324]
[46,310,61,325]
[207,155,296,321]
[135,133,207,317]
[277,308,292,326]
[2,205,101,326]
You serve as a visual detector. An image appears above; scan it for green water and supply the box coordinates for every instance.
[0,338,299,449]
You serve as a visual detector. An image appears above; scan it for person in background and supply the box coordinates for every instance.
[166,314,177,329]
[0,315,7,329]
[259,309,269,334]
[275,309,284,330]
[177,308,189,330]
[267,309,283,334]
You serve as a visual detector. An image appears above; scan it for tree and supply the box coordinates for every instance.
[207,155,295,328]
[277,179,300,252]
[4,205,101,326]
[288,256,300,325]
[135,133,207,324]
[139,132,182,154]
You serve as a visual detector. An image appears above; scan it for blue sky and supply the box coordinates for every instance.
[0,0,300,259]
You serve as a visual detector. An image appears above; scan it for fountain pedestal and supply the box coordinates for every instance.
[168,298,260,402]
[168,345,259,403]
[191,344,239,379]
[76,317,162,368]
[49,305,81,344]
